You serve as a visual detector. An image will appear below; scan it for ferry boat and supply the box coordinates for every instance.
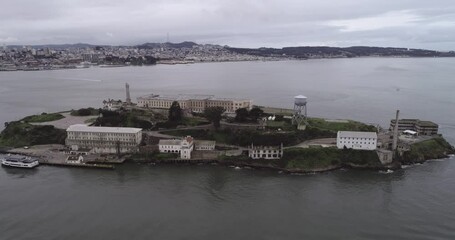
[1,155,39,169]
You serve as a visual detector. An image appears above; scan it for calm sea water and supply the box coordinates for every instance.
[1,58,455,239]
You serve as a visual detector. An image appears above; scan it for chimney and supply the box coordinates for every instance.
[125,83,131,104]
[392,110,400,151]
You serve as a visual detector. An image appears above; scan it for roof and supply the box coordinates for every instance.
[194,140,216,145]
[138,93,251,102]
[417,121,438,127]
[67,124,142,134]
[337,131,377,138]
[159,139,182,146]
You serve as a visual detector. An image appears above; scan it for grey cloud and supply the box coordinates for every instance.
[1,0,454,50]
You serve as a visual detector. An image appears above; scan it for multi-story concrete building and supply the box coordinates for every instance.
[66,124,142,154]
[248,144,284,160]
[390,119,438,136]
[137,94,252,113]
[336,131,377,150]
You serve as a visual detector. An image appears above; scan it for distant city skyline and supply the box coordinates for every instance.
[1,0,455,50]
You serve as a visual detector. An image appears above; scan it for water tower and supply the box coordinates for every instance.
[292,95,307,126]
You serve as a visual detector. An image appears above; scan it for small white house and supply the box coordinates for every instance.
[336,131,377,150]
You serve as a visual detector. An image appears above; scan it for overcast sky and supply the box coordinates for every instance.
[1,0,455,50]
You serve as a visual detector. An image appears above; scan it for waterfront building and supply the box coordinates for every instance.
[390,119,438,136]
[137,93,252,113]
[337,131,377,150]
[66,124,142,154]
[158,136,215,159]
[248,144,284,160]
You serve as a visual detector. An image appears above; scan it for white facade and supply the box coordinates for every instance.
[336,131,377,150]
[159,136,215,160]
[180,137,194,160]
[66,124,142,154]
[137,94,252,113]
[158,139,182,153]
[248,144,284,160]
[194,140,216,151]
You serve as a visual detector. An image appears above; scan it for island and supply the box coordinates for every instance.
[1,86,453,173]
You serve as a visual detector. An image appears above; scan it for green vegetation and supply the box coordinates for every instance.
[283,147,341,169]
[217,147,381,171]
[308,118,377,132]
[234,107,264,123]
[401,137,455,163]
[181,117,210,127]
[168,101,183,122]
[266,120,295,131]
[164,126,335,147]
[204,106,225,129]
[95,109,153,129]
[0,121,66,147]
[21,113,65,123]
[70,107,99,116]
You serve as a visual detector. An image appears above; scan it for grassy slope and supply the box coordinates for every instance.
[401,137,455,163]
[21,113,65,123]
[308,118,377,132]
[0,121,66,147]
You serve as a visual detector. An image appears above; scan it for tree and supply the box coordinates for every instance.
[249,107,264,121]
[204,106,225,129]
[168,101,183,122]
[235,108,249,122]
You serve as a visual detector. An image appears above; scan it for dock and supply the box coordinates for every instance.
[39,160,115,169]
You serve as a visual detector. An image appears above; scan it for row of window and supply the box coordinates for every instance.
[251,154,282,158]
[69,141,137,146]
[339,141,375,145]
[70,132,137,137]
[250,150,282,154]
[339,137,375,141]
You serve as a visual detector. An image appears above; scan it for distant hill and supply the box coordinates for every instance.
[226,46,455,58]
[6,43,105,49]
[6,41,455,58]
[137,41,199,49]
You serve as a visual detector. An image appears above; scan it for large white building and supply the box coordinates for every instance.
[158,136,215,159]
[66,124,143,154]
[137,94,252,113]
[336,131,377,150]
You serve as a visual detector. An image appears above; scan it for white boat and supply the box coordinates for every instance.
[1,155,39,168]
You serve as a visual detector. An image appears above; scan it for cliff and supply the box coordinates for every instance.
[400,137,455,164]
